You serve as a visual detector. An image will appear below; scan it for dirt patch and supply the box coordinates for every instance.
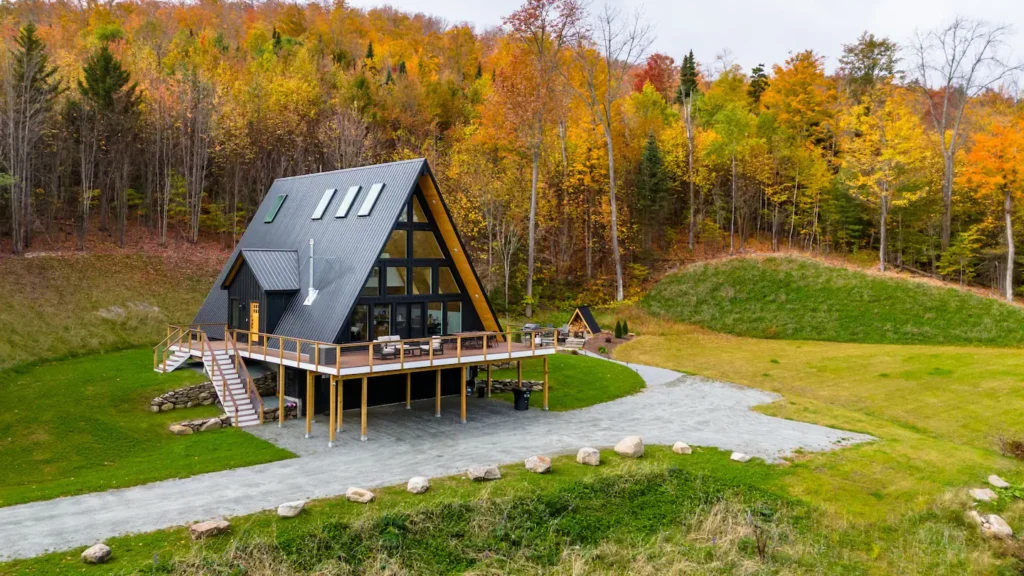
[583,331,634,357]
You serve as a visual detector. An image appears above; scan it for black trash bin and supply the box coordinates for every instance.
[512,388,531,411]
[476,384,486,398]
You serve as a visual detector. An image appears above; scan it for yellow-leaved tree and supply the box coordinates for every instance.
[842,86,930,271]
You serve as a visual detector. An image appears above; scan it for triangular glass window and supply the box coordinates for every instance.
[412,196,428,222]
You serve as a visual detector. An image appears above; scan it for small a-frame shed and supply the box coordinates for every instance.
[568,306,601,337]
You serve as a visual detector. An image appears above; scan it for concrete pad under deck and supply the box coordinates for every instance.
[0,357,872,562]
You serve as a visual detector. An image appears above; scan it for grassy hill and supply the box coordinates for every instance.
[645,256,1024,347]
[0,251,222,370]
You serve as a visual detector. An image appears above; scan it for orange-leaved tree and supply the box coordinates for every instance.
[963,110,1024,301]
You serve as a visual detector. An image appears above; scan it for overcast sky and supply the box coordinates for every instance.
[347,0,1024,74]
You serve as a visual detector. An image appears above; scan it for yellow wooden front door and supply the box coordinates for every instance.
[249,302,260,344]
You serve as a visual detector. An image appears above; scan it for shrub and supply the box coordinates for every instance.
[622,320,630,335]
[614,321,623,339]
[598,346,608,355]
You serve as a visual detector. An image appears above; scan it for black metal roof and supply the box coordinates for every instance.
[574,306,601,334]
[194,158,435,342]
[224,250,300,292]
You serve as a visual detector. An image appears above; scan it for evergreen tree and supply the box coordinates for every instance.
[614,320,623,339]
[674,50,700,104]
[636,132,668,247]
[383,68,393,85]
[78,46,139,114]
[622,320,629,335]
[365,41,374,60]
[748,64,770,105]
[397,60,407,75]
[475,61,482,79]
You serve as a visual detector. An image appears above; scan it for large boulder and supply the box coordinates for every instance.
[277,500,305,518]
[982,514,1014,539]
[160,403,174,412]
[346,487,375,503]
[988,475,1011,489]
[200,418,222,432]
[525,456,552,474]
[970,488,998,502]
[169,424,193,436]
[577,447,600,466]
[81,543,111,564]
[467,465,501,481]
[672,441,692,455]
[613,436,644,458]
[730,452,752,463]
[407,476,430,494]
[189,519,230,540]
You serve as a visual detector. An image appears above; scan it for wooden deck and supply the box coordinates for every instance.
[171,337,556,376]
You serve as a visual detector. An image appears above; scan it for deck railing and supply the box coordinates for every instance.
[225,327,557,375]
[199,330,240,427]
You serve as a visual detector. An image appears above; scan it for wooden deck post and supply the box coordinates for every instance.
[517,360,522,388]
[435,369,441,417]
[277,365,285,427]
[543,356,549,411]
[406,372,412,409]
[460,366,467,424]
[304,372,314,439]
[342,377,350,430]
[486,363,492,397]
[360,376,368,441]
[328,376,337,447]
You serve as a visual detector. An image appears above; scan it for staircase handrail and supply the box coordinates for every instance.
[153,326,192,371]
[200,331,240,427]
[225,331,263,424]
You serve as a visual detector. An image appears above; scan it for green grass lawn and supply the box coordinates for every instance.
[0,253,220,370]
[0,348,293,507]
[489,352,645,410]
[7,447,1004,575]
[645,256,1024,347]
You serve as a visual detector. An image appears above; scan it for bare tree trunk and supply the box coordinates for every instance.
[729,153,736,254]
[684,97,696,250]
[602,120,624,301]
[879,188,888,272]
[788,171,798,248]
[941,152,953,250]
[525,138,539,318]
[1005,188,1014,302]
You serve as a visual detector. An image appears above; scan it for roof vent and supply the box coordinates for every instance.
[303,239,318,306]
[335,185,361,218]
[357,183,385,217]
[312,188,336,220]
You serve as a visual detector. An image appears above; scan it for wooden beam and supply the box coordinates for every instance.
[543,356,549,411]
[486,363,492,397]
[406,372,411,409]
[277,365,285,427]
[360,376,368,441]
[304,372,313,439]
[435,369,441,417]
[342,377,350,430]
[517,360,522,388]
[328,376,337,447]
[460,366,467,423]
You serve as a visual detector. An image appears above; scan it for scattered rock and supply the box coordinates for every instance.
[467,465,501,481]
[966,510,985,526]
[345,487,375,503]
[189,519,230,540]
[577,447,601,466]
[160,403,174,412]
[970,488,998,502]
[277,500,305,518]
[407,476,430,494]
[169,424,193,436]
[613,436,644,458]
[672,441,692,455]
[730,452,752,463]
[981,514,1014,539]
[199,418,222,432]
[149,405,161,413]
[989,475,1011,489]
[525,456,552,474]
[80,543,111,564]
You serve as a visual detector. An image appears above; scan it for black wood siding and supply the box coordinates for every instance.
[227,261,293,333]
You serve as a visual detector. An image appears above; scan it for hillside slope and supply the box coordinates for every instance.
[0,251,222,369]
[645,256,1024,347]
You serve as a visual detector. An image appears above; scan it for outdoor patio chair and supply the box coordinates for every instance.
[374,335,401,360]
[420,337,444,355]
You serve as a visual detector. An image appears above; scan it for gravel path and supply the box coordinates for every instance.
[0,356,871,561]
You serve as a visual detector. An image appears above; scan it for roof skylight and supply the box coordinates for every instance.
[312,188,336,220]
[357,183,385,217]
[335,185,361,218]
[264,194,287,223]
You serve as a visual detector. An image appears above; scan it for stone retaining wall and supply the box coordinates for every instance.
[151,368,279,413]
[169,415,233,435]
[263,402,299,422]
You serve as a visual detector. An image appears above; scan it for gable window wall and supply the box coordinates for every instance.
[343,188,476,342]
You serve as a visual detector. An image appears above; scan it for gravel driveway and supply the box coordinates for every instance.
[0,355,871,561]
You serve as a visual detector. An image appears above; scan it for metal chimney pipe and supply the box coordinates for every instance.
[309,238,315,292]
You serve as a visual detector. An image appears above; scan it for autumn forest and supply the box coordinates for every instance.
[1,0,1022,313]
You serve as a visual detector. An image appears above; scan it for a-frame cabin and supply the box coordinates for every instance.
[155,159,557,444]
